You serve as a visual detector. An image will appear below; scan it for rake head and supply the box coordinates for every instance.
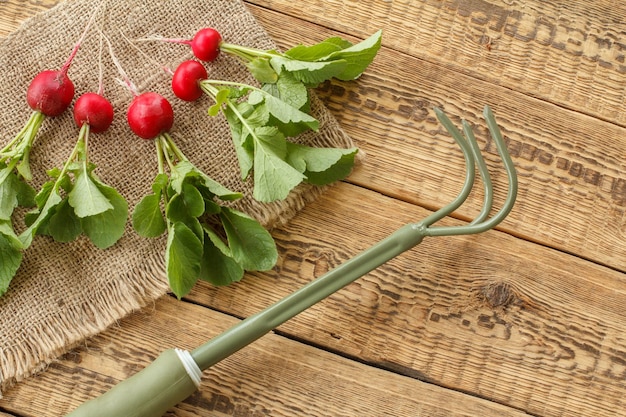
[417,105,518,237]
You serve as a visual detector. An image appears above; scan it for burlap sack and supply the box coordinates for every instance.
[0,0,355,395]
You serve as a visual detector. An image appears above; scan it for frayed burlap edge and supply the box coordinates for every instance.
[0,248,169,394]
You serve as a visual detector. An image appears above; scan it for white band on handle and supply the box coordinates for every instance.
[175,348,202,388]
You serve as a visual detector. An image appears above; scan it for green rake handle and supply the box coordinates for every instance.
[65,105,517,417]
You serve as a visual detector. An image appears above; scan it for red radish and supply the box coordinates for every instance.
[106,35,174,140]
[24,33,84,117]
[0,11,97,185]
[127,92,174,140]
[171,60,208,102]
[190,28,222,62]
[26,70,75,117]
[73,93,114,133]
[23,11,99,117]
[142,28,223,63]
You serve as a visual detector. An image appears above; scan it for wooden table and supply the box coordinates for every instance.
[1,1,625,416]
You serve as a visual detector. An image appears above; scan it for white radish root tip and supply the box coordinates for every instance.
[103,32,140,96]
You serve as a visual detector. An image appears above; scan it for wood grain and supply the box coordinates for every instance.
[0,1,625,417]
[0,295,532,417]
[248,4,626,273]
[0,0,58,37]
[8,182,624,417]
[250,0,626,126]
[183,182,626,417]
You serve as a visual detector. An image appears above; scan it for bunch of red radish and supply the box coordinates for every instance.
[2,22,380,297]
[0,19,119,296]
[30,29,221,138]
[0,27,225,296]
[22,28,223,167]
[127,28,222,140]
[28,25,116,132]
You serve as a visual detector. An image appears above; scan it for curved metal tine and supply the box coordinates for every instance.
[420,107,477,228]
[462,119,494,226]
[425,105,518,237]
[477,105,518,230]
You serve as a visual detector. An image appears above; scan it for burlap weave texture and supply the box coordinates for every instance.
[0,0,354,395]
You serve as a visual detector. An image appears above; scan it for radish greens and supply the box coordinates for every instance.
[132,132,278,298]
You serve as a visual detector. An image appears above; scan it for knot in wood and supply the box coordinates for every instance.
[481,281,516,308]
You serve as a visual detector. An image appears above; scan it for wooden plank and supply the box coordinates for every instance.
[247,4,626,273]
[0,295,531,416]
[184,181,626,417]
[0,0,61,37]
[250,0,626,126]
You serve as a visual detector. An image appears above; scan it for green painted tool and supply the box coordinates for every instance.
[65,105,518,417]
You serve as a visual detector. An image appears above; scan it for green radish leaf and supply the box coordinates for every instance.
[19,187,63,248]
[31,207,57,237]
[286,143,358,185]
[252,126,306,202]
[226,84,253,100]
[166,195,197,227]
[14,176,36,208]
[45,167,62,179]
[16,158,32,181]
[219,207,278,271]
[0,220,23,249]
[165,222,203,299]
[0,164,14,185]
[270,56,347,87]
[170,164,242,204]
[246,57,279,83]
[284,37,353,61]
[80,183,128,249]
[208,103,221,117]
[23,211,37,228]
[248,90,319,136]
[262,72,309,110]
[203,199,222,216]
[0,171,34,220]
[69,165,114,218]
[241,100,270,125]
[185,217,204,242]
[303,153,357,185]
[207,87,233,116]
[47,198,82,242]
[199,227,244,286]
[23,178,57,228]
[181,216,204,242]
[169,161,196,194]
[224,103,262,180]
[45,167,72,194]
[0,230,23,296]
[166,183,205,220]
[33,180,56,209]
[0,173,18,221]
[164,199,204,242]
[132,193,166,238]
[195,171,242,201]
[151,173,169,195]
[321,30,382,80]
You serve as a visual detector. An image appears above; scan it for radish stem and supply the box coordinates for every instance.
[219,42,278,61]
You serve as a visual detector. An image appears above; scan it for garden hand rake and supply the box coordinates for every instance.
[65,105,518,417]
